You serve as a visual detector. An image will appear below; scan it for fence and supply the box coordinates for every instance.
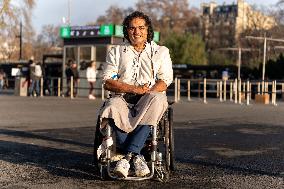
[3,76,284,106]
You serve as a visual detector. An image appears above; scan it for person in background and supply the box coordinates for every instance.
[71,61,80,97]
[65,60,80,97]
[65,59,73,97]
[0,69,6,93]
[29,61,42,97]
[86,60,97,99]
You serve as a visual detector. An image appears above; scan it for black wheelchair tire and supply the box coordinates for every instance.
[168,107,175,171]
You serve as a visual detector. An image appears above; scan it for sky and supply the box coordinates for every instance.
[32,0,280,34]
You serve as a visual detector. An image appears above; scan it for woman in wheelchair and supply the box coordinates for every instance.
[98,11,173,179]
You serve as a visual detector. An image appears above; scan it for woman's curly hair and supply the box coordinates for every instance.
[122,11,154,43]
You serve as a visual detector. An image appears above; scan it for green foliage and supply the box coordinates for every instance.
[208,51,234,65]
[163,33,207,65]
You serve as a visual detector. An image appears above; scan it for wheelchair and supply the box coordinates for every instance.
[93,104,175,182]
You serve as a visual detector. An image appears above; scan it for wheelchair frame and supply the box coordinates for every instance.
[94,106,175,182]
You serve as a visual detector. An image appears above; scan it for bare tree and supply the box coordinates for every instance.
[91,6,134,25]
[0,0,35,60]
[32,24,63,61]
[135,0,198,39]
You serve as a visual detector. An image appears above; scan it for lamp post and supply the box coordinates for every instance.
[68,0,71,25]
[16,21,23,60]
[246,36,284,93]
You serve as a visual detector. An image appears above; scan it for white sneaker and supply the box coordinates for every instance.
[88,94,95,99]
[113,159,130,178]
[133,155,150,177]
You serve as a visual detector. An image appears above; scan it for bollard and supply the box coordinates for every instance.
[234,79,238,104]
[187,80,191,101]
[223,80,227,101]
[217,81,219,98]
[230,81,233,101]
[271,81,274,105]
[70,76,74,99]
[257,82,260,95]
[238,79,242,104]
[219,81,223,102]
[274,80,277,106]
[174,77,178,102]
[282,83,284,100]
[272,81,277,106]
[246,80,250,105]
[265,82,268,94]
[40,77,43,97]
[262,80,265,94]
[57,78,61,97]
[178,79,181,102]
[242,82,246,100]
[203,78,207,104]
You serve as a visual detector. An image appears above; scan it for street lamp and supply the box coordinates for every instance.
[246,35,284,93]
[16,21,23,60]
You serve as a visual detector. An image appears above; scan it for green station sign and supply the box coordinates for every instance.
[100,24,114,36]
[60,24,160,42]
[60,26,71,38]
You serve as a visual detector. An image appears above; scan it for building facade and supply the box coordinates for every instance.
[201,0,276,49]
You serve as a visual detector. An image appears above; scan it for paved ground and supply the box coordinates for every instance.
[0,95,283,189]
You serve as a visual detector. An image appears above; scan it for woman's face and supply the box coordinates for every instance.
[127,17,148,46]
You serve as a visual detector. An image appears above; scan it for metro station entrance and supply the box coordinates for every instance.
[61,24,125,97]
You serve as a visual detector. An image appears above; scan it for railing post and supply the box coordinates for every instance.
[234,79,238,104]
[223,79,226,101]
[217,81,219,98]
[219,80,223,102]
[40,77,43,97]
[262,80,264,94]
[203,78,207,104]
[230,81,233,101]
[70,76,74,99]
[174,77,178,102]
[178,79,181,101]
[246,80,250,105]
[243,82,246,101]
[238,79,242,104]
[58,78,61,97]
[187,80,191,101]
[282,83,284,100]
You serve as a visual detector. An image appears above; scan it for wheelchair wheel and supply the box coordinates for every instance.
[157,107,175,173]
[93,116,103,167]
[165,107,175,171]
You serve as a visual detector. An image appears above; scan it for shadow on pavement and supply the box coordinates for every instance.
[0,128,100,180]
[174,122,284,177]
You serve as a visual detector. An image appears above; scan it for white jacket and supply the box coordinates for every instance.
[103,41,173,88]
[86,67,96,82]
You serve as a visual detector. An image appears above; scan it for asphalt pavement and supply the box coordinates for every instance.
[0,95,283,189]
